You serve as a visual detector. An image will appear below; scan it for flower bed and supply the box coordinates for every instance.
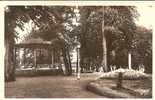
[87,68,152,98]
[99,68,151,80]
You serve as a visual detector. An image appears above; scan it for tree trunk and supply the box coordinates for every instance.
[66,48,72,75]
[107,49,110,71]
[79,7,90,73]
[102,6,108,72]
[76,48,79,73]
[62,48,72,76]
[5,39,15,82]
[62,49,68,75]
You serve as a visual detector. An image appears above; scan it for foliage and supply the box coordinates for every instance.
[132,26,152,73]
[78,6,139,71]
[5,6,77,77]
[5,6,152,81]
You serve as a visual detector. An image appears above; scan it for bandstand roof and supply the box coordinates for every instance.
[14,38,53,49]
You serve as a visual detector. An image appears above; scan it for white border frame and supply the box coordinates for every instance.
[0,1,154,100]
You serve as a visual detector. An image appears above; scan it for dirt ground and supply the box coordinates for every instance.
[5,73,104,98]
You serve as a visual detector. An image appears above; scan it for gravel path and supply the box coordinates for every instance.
[5,73,104,98]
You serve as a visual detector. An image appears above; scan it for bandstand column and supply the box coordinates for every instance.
[51,49,54,68]
[34,49,37,69]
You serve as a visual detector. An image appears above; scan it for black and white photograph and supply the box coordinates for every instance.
[4,3,153,98]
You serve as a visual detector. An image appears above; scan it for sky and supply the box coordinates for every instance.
[136,6,155,29]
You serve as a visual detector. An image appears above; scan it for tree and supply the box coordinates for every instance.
[26,6,75,75]
[79,6,103,72]
[5,6,77,80]
[132,26,152,73]
[105,6,138,70]
[5,6,28,81]
[78,6,138,72]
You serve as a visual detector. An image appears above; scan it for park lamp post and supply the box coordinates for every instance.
[76,43,81,80]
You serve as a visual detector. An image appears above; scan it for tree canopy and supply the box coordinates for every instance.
[5,6,152,81]
[78,6,140,71]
